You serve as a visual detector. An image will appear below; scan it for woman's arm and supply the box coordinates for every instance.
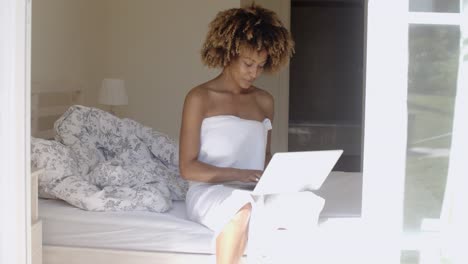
[179,88,261,183]
[265,131,272,168]
[257,89,274,169]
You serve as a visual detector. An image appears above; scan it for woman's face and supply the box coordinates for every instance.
[227,47,268,89]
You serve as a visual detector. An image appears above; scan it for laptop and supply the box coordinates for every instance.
[225,150,343,195]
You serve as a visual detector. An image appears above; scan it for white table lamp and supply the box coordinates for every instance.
[98,78,128,115]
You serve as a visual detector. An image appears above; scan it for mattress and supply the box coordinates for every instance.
[39,171,362,254]
[39,199,215,254]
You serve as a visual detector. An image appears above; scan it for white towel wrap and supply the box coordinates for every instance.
[184,115,325,256]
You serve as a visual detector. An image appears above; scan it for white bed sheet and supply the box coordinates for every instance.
[39,199,215,254]
[39,171,362,254]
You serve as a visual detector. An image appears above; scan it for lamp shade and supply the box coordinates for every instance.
[98,78,128,106]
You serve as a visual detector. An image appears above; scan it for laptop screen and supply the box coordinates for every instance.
[252,150,343,195]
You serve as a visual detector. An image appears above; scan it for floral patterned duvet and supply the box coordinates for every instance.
[31,105,188,212]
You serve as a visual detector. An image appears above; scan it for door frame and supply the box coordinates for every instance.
[361,0,409,262]
[0,0,31,264]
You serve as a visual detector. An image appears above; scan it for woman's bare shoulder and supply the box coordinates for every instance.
[187,84,210,97]
[252,87,274,118]
[183,85,213,118]
[185,84,212,103]
[253,87,273,102]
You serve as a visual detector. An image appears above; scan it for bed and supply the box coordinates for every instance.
[31,81,364,263]
[35,171,363,264]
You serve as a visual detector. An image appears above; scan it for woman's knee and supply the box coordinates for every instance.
[231,203,252,227]
[240,202,252,211]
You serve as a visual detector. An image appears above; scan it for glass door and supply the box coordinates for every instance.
[402,1,465,263]
[363,0,466,263]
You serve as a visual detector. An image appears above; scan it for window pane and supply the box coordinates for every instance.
[405,25,460,233]
[409,0,460,13]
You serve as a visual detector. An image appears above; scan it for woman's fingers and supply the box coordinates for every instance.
[252,170,262,182]
[240,169,263,183]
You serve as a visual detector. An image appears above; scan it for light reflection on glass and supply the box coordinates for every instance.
[409,0,460,13]
[404,24,460,232]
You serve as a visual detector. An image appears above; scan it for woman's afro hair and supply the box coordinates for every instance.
[201,5,294,72]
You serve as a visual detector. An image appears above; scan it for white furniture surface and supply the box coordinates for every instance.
[31,170,43,264]
[39,172,362,264]
[31,80,83,139]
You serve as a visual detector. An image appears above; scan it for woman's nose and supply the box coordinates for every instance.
[249,67,258,78]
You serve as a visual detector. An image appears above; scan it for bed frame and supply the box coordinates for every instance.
[31,81,219,263]
[43,246,215,264]
[31,80,83,139]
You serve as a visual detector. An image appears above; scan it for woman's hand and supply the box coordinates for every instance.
[237,169,263,183]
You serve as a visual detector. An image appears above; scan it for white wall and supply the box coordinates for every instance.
[32,0,106,107]
[32,0,290,147]
[104,0,239,138]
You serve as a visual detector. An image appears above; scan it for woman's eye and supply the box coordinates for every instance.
[244,62,253,67]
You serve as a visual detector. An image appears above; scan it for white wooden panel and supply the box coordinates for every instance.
[30,81,83,139]
[32,251,42,264]
[31,92,39,137]
[36,106,69,118]
[31,80,82,94]
[0,0,30,264]
[439,3,468,262]
[31,221,42,264]
[43,246,216,264]
[0,0,29,264]
[362,0,408,263]
[31,169,41,223]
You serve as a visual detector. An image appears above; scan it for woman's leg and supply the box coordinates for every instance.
[216,203,252,264]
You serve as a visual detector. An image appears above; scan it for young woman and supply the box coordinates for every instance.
[179,5,323,263]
